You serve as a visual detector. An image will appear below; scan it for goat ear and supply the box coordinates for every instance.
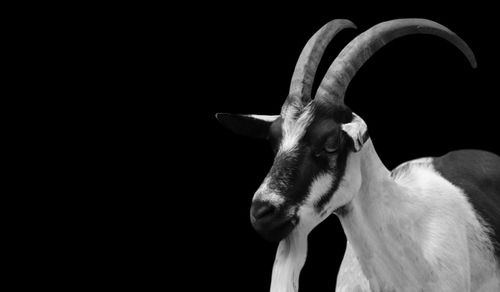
[341,113,369,152]
[215,113,279,139]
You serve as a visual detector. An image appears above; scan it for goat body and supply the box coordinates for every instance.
[335,145,500,291]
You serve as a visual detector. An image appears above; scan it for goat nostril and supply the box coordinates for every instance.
[251,202,277,221]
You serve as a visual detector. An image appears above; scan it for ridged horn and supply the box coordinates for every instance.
[315,18,477,105]
[282,19,356,114]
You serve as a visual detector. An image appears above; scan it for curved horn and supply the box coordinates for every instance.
[282,19,356,114]
[315,18,477,105]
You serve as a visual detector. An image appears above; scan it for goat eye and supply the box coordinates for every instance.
[324,136,338,153]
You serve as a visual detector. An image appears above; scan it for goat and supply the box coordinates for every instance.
[216,19,500,291]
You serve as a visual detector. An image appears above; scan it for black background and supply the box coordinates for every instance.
[89,4,500,292]
[180,5,499,292]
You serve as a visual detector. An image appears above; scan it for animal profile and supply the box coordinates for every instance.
[217,18,500,292]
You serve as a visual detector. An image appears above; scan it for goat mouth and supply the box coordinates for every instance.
[255,216,297,242]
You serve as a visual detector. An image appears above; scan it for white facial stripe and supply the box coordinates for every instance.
[307,172,334,203]
[280,105,314,152]
[254,176,285,205]
[257,192,285,206]
[295,172,335,232]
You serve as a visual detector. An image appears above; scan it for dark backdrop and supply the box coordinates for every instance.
[183,6,499,292]
[98,4,500,292]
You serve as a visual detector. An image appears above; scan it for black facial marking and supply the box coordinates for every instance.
[307,103,354,213]
[265,103,355,214]
[267,147,321,207]
[253,103,361,241]
[313,130,351,212]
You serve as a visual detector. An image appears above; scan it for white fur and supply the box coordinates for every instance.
[254,176,286,205]
[336,242,371,292]
[254,106,314,205]
[341,113,368,151]
[280,105,313,152]
[296,172,335,231]
[262,110,499,291]
[334,141,500,291]
[323,151,363,219]
[247,114,280,122]
[270,138,500,292]
[271,228,308,292]
[307,172,333,203]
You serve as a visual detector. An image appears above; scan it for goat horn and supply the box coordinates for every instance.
[282,19,356,115]
[315,18,477,105]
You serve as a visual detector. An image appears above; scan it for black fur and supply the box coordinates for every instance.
[313,132,351,212]
[218,103,359,241]
[432,150,500,260]
[309,103,355,213]
[266,103,355,215]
